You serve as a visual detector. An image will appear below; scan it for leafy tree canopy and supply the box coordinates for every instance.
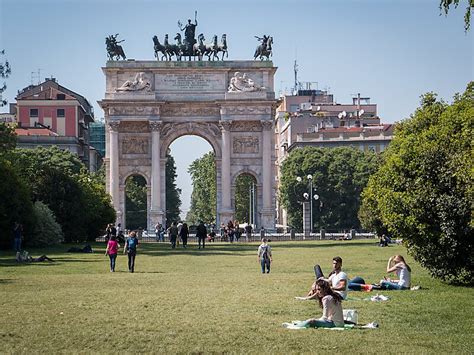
[8,146,114,242]
[439,0,473,31]
[0,123,16,155]
[0,50,11,106]
[166,153,182,226]
[359,82,473,284]
[234,174,256,224]
[279,146,380,232]
[125,175,147,230]
[186,152,216,225]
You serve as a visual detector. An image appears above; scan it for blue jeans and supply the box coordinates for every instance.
[127,250,136,272]
[380,281,409,290]
[109,254,117,271]
[13,238,22,252]
[348,276,366,291]
[308,319,336,328]
[261,258,271,273]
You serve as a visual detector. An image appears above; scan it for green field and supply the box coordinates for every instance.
[0,240,472,353]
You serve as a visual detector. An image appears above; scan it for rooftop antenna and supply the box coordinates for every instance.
[31,69,42,85]
[293,59,299,95]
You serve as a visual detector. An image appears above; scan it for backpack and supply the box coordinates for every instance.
[262,246,270,260]
[127,237,138,251]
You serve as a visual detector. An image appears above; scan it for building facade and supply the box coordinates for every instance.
[14,78,99,171]
[275,89,394,225]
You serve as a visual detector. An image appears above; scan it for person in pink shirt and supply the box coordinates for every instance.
[105,235,120,272]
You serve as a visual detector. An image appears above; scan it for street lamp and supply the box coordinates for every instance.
[296,175,319,235]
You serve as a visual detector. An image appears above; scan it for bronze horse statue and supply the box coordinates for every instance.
[254,35,273,61]
[152,35,168,61]
[217,34,228,61]
[195,33,212,61]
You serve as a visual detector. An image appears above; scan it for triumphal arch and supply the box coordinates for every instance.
[99,61,277,231]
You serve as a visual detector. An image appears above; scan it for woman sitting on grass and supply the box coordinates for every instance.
[348,255,411,291]
[300,279,344,328]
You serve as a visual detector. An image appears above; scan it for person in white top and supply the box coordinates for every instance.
[302,279,345,328]
[311,256,348,300]
[379,255,411,290]
[257,238,273,273]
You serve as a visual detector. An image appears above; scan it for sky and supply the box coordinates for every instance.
[1,0,472,217]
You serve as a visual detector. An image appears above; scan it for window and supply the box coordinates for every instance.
[57,108,65,117]
[57,94,66,100]
[30,108,38,117]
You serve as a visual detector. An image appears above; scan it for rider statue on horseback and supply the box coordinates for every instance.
[106,33,126,61]
[254,34,273,61]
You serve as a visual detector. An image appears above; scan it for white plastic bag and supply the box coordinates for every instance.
[343,309,358,325]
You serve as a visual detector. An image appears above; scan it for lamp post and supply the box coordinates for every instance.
[296,175,319,236]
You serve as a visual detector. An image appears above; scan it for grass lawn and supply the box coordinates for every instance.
[0,239,472,353]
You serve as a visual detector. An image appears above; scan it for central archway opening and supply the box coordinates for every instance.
[167,135,216,228]
[125,174,147,231]
[234,173,258,229]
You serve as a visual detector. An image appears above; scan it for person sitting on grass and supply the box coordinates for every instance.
[312,256,348,300]
[348,255,411,291]
[299,279,344,328]
[17,251,54,263]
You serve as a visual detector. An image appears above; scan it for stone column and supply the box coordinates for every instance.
[260,120,274,229]
[219,120,233,222]
[149,120,164,228]
[108,120,121,224]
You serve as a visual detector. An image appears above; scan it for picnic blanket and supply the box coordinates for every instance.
[282,321,379,330]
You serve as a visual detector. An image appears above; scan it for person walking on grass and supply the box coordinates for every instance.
[124,231,139,273]
[105,235,120,272]
[168,221,178,249]
[257,238,272,273]
[196,220,207,249]
[179,222,189,248]
[13,222,23,261]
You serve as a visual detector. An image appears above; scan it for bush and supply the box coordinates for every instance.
[29,201,64,247]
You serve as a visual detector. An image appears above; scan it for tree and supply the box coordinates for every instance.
[165,153,182,225]
[439,0,474,31]
[0,158,35,249]
[8,146,115,242]
[359,83,473,284]
[0,124,35,249]
[234,174,256,224]
[0,50,11,106]
[186,152,216,225]
[279,147,380,232]
[30,201,64,247]
[0,123,16,153]
[125,175,147,230]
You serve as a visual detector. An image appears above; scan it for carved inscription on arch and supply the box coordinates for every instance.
[233,136,259,154]
[120,121,149,132]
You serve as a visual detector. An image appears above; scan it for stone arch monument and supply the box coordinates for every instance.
[99,61,277,231]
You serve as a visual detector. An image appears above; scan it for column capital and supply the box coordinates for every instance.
[260,120,273,131]
[149,120,163,132]
[219,120,233,132]
[108,120,121,132]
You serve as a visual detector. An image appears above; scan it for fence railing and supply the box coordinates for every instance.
[96,231,376,243]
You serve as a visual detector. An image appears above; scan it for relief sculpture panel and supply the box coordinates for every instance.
[122,137,149,155]
[233,136,259,154]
